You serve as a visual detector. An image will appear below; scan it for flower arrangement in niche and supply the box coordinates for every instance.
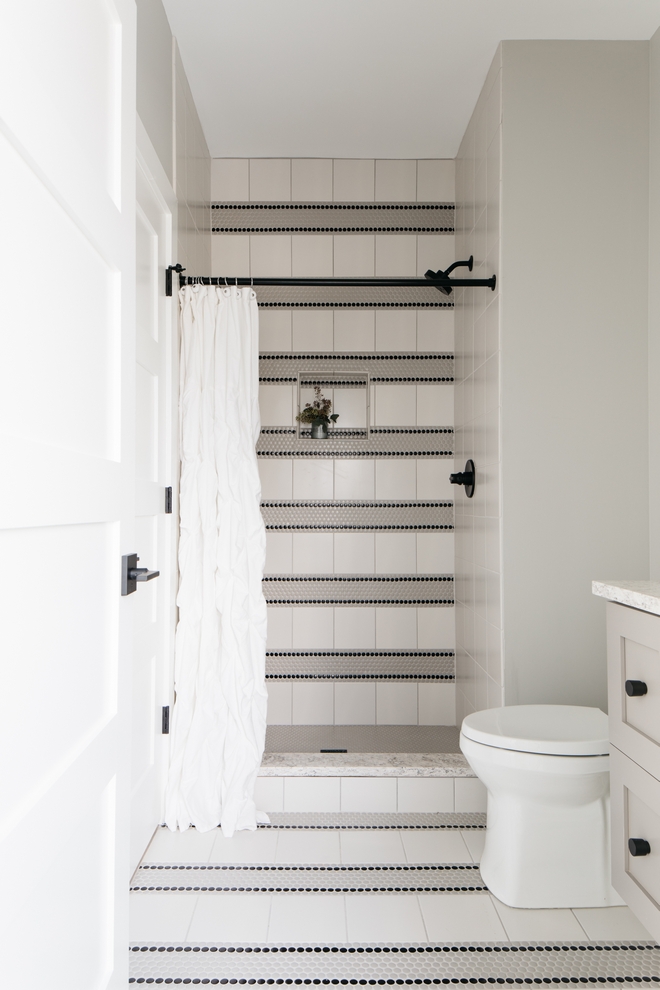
[296,386,339,439]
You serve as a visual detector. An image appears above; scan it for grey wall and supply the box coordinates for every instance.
[136,0,174,183]
[500,41,650,710]
[649,27,660,580]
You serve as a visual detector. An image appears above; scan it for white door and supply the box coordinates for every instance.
[0,2,137,986]
[131,123,177,872]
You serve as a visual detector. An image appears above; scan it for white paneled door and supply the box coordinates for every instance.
[132,124,177,874]
[0,2,141,986]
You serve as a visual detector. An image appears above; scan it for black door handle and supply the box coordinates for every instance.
[121,553,160,596]
[625,680,648,697]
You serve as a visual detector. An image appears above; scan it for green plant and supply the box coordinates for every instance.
[295,386,339,426]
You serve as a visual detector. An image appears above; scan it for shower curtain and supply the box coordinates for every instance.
[164,284,268,837]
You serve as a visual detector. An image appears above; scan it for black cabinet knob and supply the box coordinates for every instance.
[625,679,648,697]
[629,837,651,857]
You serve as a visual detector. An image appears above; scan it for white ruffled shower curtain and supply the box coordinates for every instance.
[164,284,268,837]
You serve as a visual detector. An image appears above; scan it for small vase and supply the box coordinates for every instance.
[311,421,329,439]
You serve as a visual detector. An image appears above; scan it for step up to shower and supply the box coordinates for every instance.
[257,427,453,457]
[262,501,453,532]
[259,352,454,384]
[266,650,454,680]
[263,575,453,606]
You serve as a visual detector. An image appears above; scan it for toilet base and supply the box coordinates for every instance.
[461,735,624,909]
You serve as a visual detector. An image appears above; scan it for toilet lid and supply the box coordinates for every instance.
[460,705,609,756]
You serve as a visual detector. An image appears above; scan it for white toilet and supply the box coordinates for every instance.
[460,704,624,909]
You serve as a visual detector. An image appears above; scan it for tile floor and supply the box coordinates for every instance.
[130,824,653,945]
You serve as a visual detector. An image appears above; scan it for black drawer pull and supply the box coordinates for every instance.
[628,838,651,857]
[625,679,648,697]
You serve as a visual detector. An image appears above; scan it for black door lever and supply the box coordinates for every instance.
[121,553,160,596]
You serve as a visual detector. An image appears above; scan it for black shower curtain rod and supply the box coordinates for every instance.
[165,258,496,297]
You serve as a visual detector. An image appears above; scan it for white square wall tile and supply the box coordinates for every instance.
[454,777,487,812]
[334,459,374,499]
[375,460,416,499]
[250,235,291,277]
[334,607,376,649]
[417,385,454,426]
[292,607,334,649]
[266,607,292,649]
[375,311,416,351]
[212,158,249,200]
[375,160,417,202]
[334,235,375,276]
[284,777,341,812]
[333,160,375,201]
[418,608,455,649]
[416,534,454,574]
[259,310,292,351]
[292,235,333,276]
[334,682,376,724]
[417,234,455,276]
[267,682,292,725]
[417,458,454,500]
[265,533,292,574]
[374,384,416,426]
[293,533,334,573]
[250,159,291,201]
[255,776,284,812]
[292,159,333,201]
[416,160,455,202]
[333,389,368,429]
[418,683,456,725]
[259,459,293,499]
[334,311,375,351]
[376,682,418,724]
[375,235,417,277]
[292,310,334,352]
[375,533,416,573]
[293,459,334,498]
[397,778,454,813]
[212,235,250,277]
[417,310,454,352]
[341,778,397,812]
[334,533,374,573]
[375,608,418,650]
[292,682,334,724]
[259,384,294,426]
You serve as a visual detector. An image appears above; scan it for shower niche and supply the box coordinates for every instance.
[297,370,371,440]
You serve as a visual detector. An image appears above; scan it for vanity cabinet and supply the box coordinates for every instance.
[605,599,660,940]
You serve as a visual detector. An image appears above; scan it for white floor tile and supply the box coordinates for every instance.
[188,893,271,942]
[460,830,486,863]
[572,905,653,940]
[401,830,471,864]
[491,896,587,940]
[129,892,198,942]
[275,829,341,864]
[340,830,406,864]
[419,893,507,941]
[268,893,347,942]
[141,826,217,864]
[346,894,426,942]
[209,828,279,864]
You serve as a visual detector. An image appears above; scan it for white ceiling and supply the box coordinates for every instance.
[162,0,660,160]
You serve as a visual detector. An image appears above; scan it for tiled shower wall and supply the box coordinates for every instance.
[453,49,503,722]
[212,158,457,726]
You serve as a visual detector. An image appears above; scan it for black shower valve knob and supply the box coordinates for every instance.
[450,459,475,498]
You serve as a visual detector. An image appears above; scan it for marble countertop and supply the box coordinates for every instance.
[592,580,660,616]
[258,752,474,777]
